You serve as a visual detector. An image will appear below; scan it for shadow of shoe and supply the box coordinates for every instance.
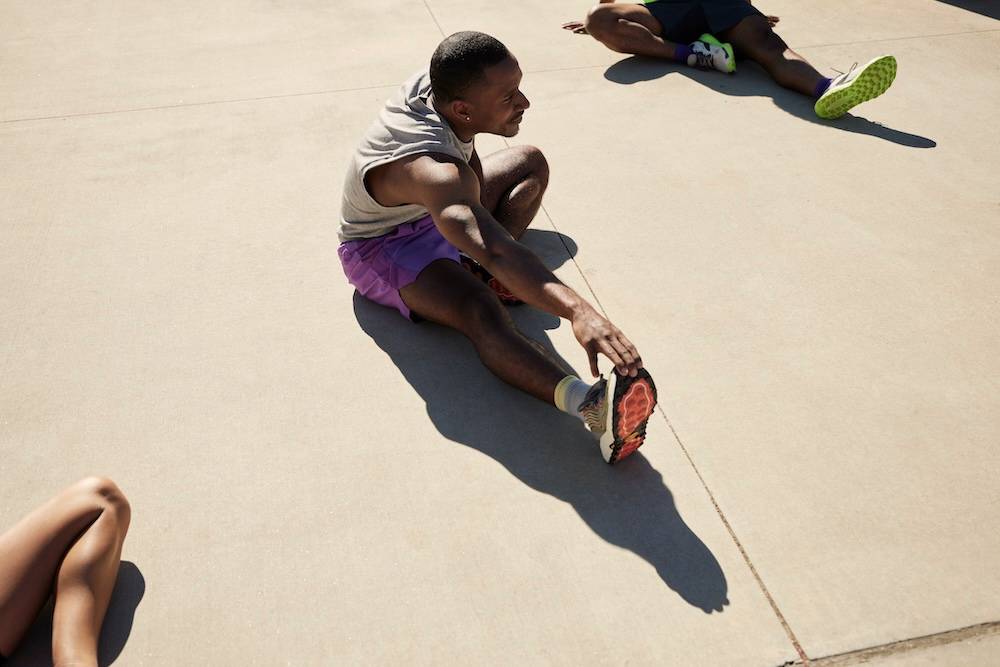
[351,227,730,611]
[604,56,936,149]
[7,561,145,667]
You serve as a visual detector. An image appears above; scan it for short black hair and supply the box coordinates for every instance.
[430,31,510,102]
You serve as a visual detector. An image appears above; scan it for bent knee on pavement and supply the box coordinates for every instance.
[73,477,131,532]
[584,4,618,40]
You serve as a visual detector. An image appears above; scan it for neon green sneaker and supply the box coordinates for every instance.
[814,55,897,119]
[697,33,736,73]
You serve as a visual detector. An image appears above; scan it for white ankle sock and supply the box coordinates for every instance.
[554,376,593,420]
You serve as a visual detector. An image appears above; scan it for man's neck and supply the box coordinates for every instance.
[429,94,475,143]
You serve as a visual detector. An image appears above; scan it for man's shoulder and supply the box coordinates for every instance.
[375,151,469,183]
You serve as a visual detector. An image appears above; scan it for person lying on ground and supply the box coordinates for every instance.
[563,0,896,119]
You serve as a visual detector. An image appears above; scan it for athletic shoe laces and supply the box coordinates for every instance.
[831,62,859,86]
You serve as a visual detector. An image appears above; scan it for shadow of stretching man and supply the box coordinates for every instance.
[355,283,729,612]
[338,31,658,465]
[564,0,897,119]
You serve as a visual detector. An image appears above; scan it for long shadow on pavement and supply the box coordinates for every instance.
[8,561,145,667]
[605,56,936,149]
[936,0,1000,20]
[353,228,729,613]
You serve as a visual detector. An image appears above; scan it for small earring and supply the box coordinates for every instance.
[465,116,471,122]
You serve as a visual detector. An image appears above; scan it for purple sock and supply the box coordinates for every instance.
[674,44,693,65]
[814,77,833,98]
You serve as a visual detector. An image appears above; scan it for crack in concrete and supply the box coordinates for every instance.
[518,137,809,664]
[780,620,1000,666]
[3,26,997,125]
[0,83,399,124]
[661,412,810,664]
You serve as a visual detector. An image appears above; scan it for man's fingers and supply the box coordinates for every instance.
[608,337,638,376]
[598,340,626,375]
[613,331,643,371]
[588,347,600,377]
[561,21,588,34]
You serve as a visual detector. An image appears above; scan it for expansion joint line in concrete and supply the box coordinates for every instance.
[0,83,398,125]
[514,133,807,662]
[421,0,447,38]
[661,414,809,665]
[780,620,1000,666]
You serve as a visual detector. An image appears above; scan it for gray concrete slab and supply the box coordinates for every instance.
[0,0,443,121]
[3,0,999,664]
[514,23,1000,663]
[1,94,794,664]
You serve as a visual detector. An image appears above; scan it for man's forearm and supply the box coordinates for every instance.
[486,240,590,320]
[435,203,597,321]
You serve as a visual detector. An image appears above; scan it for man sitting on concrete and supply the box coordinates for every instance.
[338,31,657,464]
[563,0,896,119]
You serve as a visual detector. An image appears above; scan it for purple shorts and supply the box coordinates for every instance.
[338,215,460,321]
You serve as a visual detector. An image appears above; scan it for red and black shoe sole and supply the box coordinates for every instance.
[603,368,658,465]
[459,256,525,306]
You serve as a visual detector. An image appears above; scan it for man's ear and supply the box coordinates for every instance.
[452,100,473,122]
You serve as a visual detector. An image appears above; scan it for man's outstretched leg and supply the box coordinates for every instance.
[400,260,657,464]
[720,14,896,118]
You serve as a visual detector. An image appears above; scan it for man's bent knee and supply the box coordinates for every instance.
[584,4,617,40]
[520,145,550,187]
[74,476,131,530]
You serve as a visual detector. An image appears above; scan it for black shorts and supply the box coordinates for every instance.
[644,0,763,43]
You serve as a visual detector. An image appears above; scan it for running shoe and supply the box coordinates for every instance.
[697,33,736,73]
[459,255,524,306]
[578,369,658,465]
[814,55,897,119]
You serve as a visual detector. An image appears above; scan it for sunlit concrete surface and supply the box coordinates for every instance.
[2,1,998,664]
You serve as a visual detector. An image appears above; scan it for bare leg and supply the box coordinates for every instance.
[720,15,825,96]
[479,145,549,240]
[584,3,681,59]
[0,477,131,666]
[400,260,568,404]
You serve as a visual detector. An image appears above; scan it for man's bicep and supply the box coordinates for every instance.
[403,154,481,214]
[408,157,517,262]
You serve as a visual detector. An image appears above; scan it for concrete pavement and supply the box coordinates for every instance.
[2,1,998,664]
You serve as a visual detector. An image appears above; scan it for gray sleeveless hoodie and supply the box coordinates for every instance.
[339,69,475,242]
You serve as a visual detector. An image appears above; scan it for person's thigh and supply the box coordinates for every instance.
[399,258,507,333]
[0,482,103,656]
[588,2,665,37]
[719,13,788,63]
[479,145,549,215]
